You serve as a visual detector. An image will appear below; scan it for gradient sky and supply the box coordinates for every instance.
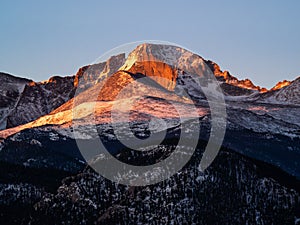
[0,0,299,88]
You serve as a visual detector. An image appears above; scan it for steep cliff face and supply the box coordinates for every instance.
[126,61,178,91]
[121,44,268,97]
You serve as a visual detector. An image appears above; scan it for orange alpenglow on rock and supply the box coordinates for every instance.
[204,60,266,92]
[271,80,292,91]
[126,61,178,91]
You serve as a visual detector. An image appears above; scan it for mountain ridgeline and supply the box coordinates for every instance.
[0,44,298,130]
[0,43,299,224]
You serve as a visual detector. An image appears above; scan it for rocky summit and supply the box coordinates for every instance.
[0,43,299,224]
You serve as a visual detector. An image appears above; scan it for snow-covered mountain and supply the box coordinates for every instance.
[1,43,299,136]
[0,54,126,130]
[257,77,300,105]
[0,43,299,175]
[6,75,75,128]
[0,72,32,129]
[1,43,298,131]
[121,43,267,96]
[0,43,299,224]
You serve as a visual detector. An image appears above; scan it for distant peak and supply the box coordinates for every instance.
[271,80,292,91]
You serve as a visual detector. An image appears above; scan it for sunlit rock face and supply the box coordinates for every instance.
[271,79,292,91]
[126,61,178,91]
[205,60,268,93]
[4,43,298,131]
[0,54,125,130]
[1,43,300,138]
[0,43,300,224]
[258,77,300,105]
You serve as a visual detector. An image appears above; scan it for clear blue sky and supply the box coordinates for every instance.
[0,0,299,88]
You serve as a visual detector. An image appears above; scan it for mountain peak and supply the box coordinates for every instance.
[121,43,205,71]
[258,76,300,105]
[271,79,292,91]
[73,53,126,89]
[122,44,267,94]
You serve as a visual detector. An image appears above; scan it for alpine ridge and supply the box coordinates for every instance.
[0,43,299,224]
